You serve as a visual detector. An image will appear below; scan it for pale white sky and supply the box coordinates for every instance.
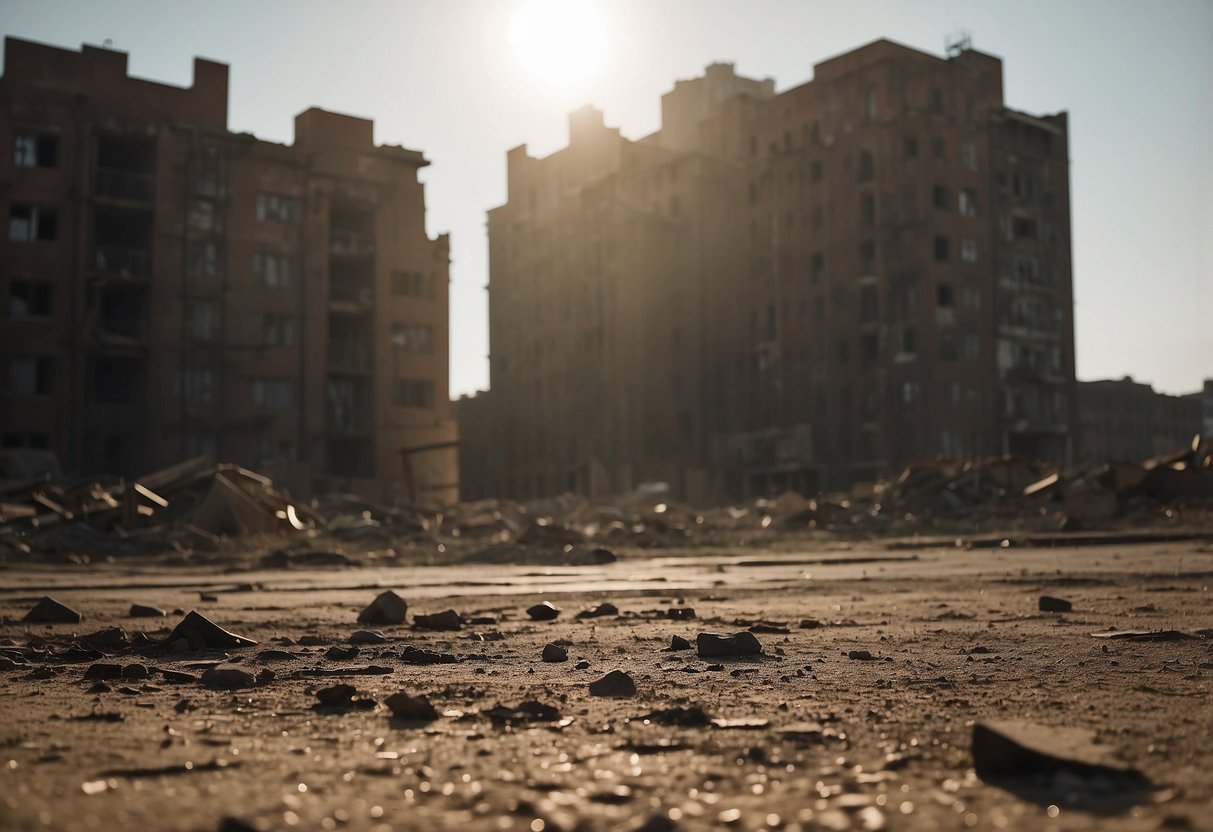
[4,0,1211,396]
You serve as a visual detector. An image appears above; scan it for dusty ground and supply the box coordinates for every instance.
[1,536,1211,832]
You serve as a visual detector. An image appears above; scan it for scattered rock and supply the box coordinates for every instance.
[256,650,294,662]
[972,719,1148,783]
[23,597,82,624]
[576,602,619,619]
[566,545,617,565]
[527,602,561,621]
[400,646,460,665]
[484,700,561,725]
[129,604,166,618]
[161,669,198,684]
[83,663,123,680]
[666,607,696,620]
[349,630,387,645]
[79,627,129,653]
[121,664,150,680]
[386,692,439,722]
[1090,629,1192,642]
[589,669,637,698]
[696,632,762,659]
[325,645,359,661]
[542,643,568,662]
[1039,595,1073,613]
[799,619,823,629]
[636,706,712,726]
[574,660,590,669]
[315,684,357,707]
[357,591,408,625]
[413,610,463,631]
[165,612,256,650]
[201,666,257,690]
[667,635,692,652]
[848,650,875,661]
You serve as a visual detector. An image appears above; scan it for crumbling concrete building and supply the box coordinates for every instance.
[464,38,1076,502]
[1078,377,1203,464]
[0,37,456,504]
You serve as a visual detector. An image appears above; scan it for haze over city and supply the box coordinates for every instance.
[3,0,1210,397]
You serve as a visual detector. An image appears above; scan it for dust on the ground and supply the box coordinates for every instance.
[1,539,1211,832]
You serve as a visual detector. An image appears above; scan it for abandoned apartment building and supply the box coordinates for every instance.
[458,37,1076,503]
[1077,377,1205,466]
[0,36,456,505]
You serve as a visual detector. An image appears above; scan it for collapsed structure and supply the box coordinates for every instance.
[460,38,1076,502]
[0,37,456,505]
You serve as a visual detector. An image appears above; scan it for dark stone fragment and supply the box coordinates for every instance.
[84,663,123,680]
[386,692,439,722]
[414,610,463,631]
[201,665,256,689]
[129,604,166,618]
[574,660,590,669]
[325,645,359,661]
[696,632,762,659]
[848,650,875,661]
[542,643,568,662]
[972,719,1148,783]
[667,635,692,651]
[1039,595,1073,613]
[576,602,619,619]
[79,627,129,652]
[121,664,150,680]
[165,611,256,650]
[256,650,295,662]
[400,646,460,665]
[358,591,408,625]
[316,684,357,707]
[59,648,104,663]
[636,706,712,726]
[161,669,198,684]
[799,619,823,629]
[484,700,561,725]
[527,602,561,621]
[349,630,387,645]
[589,669,636,698]
[666,607,696,620]
[23,597,82,624]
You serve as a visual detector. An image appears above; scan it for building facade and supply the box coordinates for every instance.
[464,37,1077,503]
[0,37,456,505]
[1077,378,1202,464]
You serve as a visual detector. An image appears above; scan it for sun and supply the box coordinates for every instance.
[509,0,607,87]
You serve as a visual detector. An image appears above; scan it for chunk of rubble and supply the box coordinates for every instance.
[357,591,408,626]
[83,663,123,680]
[325,645,359,661]
[634,706,712,726]
[315,684,357,707]
[666,635,692,651]
[201,665,257,689]
[542,643,568,662]
[1039,595,1073,613]
[1090,629,1193,642]
[129,604,166,618]
[349,630,387,645]
[400,646,460,665]
[527,602,561,621]
[666,607,696,620]
[165,611,257,650]
[696,632,762,659]
[848,649,876,661]
[972,719,1148,783]
[386,692,439,722]
[413,609,463,631]
[576,602,619,619]
[589,669,636,697]
[23,597,82,624]
[484,700,561,725]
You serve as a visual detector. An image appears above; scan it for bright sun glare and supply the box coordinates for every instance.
[509,0,607,87]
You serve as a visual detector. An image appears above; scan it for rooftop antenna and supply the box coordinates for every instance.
[945,30,972,58]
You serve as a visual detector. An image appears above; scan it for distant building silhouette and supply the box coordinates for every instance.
[0,37,456,504]
[460,38,1076,502]
[1077,377,1202,464]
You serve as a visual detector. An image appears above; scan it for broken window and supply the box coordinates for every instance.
[901,381,919,403]
[252,252,291,287]
[392,378,434,408]
[175,368,213,405]
[188,197,217,232]
[860,333,878,366]
[934,236,950,263]
[939,331,957,361]
[931,87,944,114]
[14,133,58,168]
[860,193,876,227]
[9,356,53,395]
[252,378,293,409]
[937,284,954,307]
[900,326,917,356]
[961,239,978,263]
[188,241,218,276]
[187,300,217,341]
[810,253,824,283]
[8,205,57,242]
[865,88,877,122]
[391,323,434,353]
[959,189,979,217]
[9,279,52,318]
[962,141,977,170]
[963,332,980,360]
[1013,217,1038,240]
[261,314,296,347]
[932,185,949,210]
[256,193,300,224]
[92,357,138,404]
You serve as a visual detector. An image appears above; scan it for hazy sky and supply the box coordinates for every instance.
[3,0,1211,396]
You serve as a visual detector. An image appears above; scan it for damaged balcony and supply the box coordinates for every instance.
[329,202,375,257]
[93,135,156,205]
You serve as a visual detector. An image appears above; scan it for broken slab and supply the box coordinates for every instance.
[1090,629,1193,642]
[129,604,166,618]
[576,602,619,619]
[23,597,82,624]
[165,611,257,650]
[1039,595,1073,613]
[696,631,762,659]
[201,665,257,690]
[972,719,1148,783]
[589,669,636,698]
[413,609,463,631]
[386,692,438,722]
[541,643,568,662]
[484,700,561,725]
[527,602,561,621]
[357,591,408,626]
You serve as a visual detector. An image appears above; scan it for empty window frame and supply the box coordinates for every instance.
[255,193,300,224]
[8,279,52,318]
[261,314,296,347]
[13,133,58,168]
[8,205,57,242]
[252,252,291,287]
[9,356,54,395]
[391,270,433,298]
[252,378,293,409]
[391,323,434,353]
[392,378,434,408]
[188,241,218,276]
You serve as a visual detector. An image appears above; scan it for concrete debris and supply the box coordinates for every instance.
[413,609,463,631]
[1090,629,1193,642]
[541,643,568,662]
[666,607,696,620]
[315,684,357,707]
[349,630,387,645]
[325,646,359,661]
[357,591,408,626]
[527,602,561,621]
[128,604,166,618]
[667,635,692,651]
[386,692,439,722]
[1039,595,1073,612]
[400,646,461,665]
[972,719,1148,783]
[589,669,637,697]
[201,665,257,690]
[23,596,82,624]
[484,700,561,725]
[635,706,712,726]
[165,611,257,650]
[576,602,619,619]
[696,632,762,659]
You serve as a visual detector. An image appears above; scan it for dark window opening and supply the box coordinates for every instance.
[937,284,954,307]
[9,279,52,318]
[933,185,949,210]
[934,236,950,263]
[8,205,57,242]
[14,133,58,168]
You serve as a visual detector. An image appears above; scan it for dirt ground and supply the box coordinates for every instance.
[1,536,1211,832]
